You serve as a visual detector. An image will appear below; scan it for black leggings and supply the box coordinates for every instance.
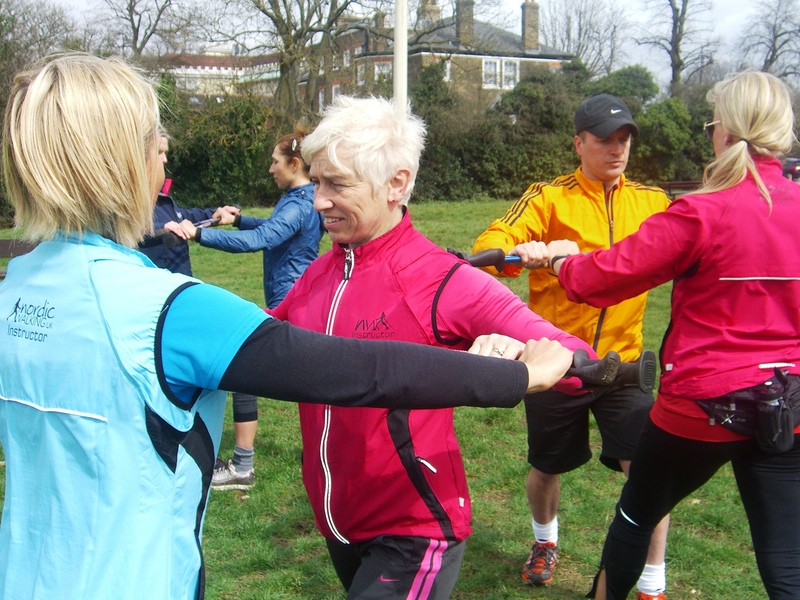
[601,421,800,599]
[231,392,258,422]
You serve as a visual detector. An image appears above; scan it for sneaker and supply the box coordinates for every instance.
[211,458,255,491]
[636,593,666,600]
[521,541,558,586]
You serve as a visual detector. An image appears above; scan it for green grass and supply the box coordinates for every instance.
[0,200,764,599]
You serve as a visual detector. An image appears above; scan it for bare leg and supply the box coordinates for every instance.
[595,569,607,600]
[234,420,258,450]
[527,467,560,525]
[522,467,561,586]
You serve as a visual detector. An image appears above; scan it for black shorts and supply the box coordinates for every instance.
[326,535,465,600]
[524,385,654,474]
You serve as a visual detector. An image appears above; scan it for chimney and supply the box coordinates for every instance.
[521,0,539,51]
[456,0,474,46]
[417,0,442,28]
[370,11,387,52]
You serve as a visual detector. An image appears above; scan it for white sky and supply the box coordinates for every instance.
[496,0,754,87]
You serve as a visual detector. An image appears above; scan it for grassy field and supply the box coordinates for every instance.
[1,200,764,599]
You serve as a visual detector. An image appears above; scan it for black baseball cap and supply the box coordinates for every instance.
[574,94,639,138]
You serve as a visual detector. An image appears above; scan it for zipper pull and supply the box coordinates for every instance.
[416,457,438,473]
[343,248,354,281]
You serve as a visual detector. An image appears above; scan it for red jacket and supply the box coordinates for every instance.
[271,211,591,543]
[559,157,800,441]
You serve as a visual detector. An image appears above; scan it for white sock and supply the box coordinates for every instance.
[532,516,558,544]
[637,562,666,594]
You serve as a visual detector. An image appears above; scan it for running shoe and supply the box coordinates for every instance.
[521,541,558,586]
[211,458,255,491]
[636,592,666,600]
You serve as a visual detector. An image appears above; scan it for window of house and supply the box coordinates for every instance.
[483,59,520,90]
[343,49,351,67]
[354,45,363,56]
[357,63,366,85]
[374,61,392,81]
[503,60,519,89]
[318,88,325,109]
[331,83,341,99]
[483,59,499,88]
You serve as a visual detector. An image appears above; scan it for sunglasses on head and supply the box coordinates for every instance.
[704,120,720,142]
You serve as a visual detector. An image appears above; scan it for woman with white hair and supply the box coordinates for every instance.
[0,54,580,600]
[270,95,604,599]
[548,71,800,599]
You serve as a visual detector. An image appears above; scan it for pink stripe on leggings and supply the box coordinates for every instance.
[407,539,447,600]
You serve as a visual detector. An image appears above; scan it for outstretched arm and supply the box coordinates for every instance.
[159,283,572,411]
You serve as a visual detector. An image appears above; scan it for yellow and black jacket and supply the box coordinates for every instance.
[473,167,669,361]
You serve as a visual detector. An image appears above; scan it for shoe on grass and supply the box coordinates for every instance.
[521,541,558,586]
[211,458,255,491]
[636,592,666,600]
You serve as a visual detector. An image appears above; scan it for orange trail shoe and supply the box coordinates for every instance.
[636,592,666,600]
[521,541,558,586]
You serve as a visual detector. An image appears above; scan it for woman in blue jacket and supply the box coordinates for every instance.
[180,128,323,490]
[182,128,322,308]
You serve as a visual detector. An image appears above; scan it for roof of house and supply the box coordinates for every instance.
[159,52,280,69]
[408,16,570,59]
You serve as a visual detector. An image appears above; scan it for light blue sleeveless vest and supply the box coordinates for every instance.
[0,232,226,599]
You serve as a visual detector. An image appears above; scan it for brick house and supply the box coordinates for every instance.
[309,0,572,110]
[158,1,571,110]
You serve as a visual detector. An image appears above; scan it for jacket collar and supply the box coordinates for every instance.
[574,166,627,199]
[332,207,412,262]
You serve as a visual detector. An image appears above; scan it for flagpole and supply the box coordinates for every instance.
[394,0,408,111]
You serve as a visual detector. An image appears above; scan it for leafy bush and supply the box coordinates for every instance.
[158,79,280,208]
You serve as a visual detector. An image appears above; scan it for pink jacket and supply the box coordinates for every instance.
[271,211,591,542]
[559,157,800,441]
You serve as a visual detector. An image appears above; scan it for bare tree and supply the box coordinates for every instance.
[539,0,630,76]
[99,0,203,58]
[737,0,800,80]
[0,0,76,100]
[204,0,396,117]
[636,0,718,96]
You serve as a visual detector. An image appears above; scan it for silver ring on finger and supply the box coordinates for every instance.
[493,348,505,357]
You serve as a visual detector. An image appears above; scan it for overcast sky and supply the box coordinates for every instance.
[499,0,754,87]
[54,0,754,88]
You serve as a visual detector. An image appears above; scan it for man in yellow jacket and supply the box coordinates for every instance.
[473,94,671,600]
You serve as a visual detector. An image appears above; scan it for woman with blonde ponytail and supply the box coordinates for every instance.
[548,70,800,599]
[698,71,796,205]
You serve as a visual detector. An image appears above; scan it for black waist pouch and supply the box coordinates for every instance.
[696,369,800,454]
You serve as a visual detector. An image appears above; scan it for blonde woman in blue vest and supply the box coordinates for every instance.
[0,53,577,600]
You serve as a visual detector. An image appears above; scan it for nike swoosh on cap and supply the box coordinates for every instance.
[610,109,622,114]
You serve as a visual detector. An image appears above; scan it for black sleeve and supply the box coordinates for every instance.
[218,318,529,410]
